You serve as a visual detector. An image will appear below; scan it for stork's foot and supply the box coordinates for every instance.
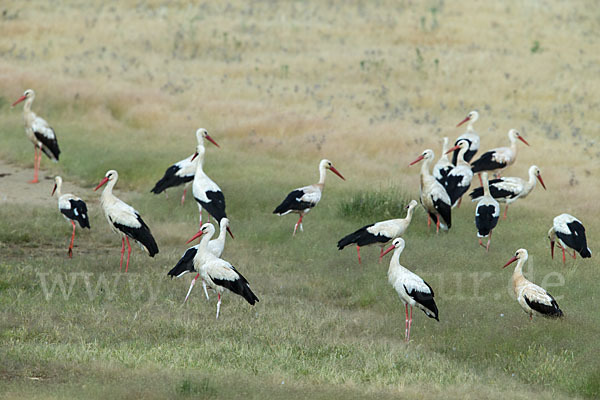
[68,248,73,258]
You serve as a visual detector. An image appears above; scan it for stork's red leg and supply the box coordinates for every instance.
[181,188,187,206]
[293,214,303,236]
[68,220,76,258]
[427,215,431,229]
[436,215,440,234]
[503,205,509,219]
[404,303,409,341]
[572,250,577,259]
[119,237,125,271]
[184,273,200,304]
[29,147,40,184]
[478,173,482,187]
[486,230,492,252]
[407,306,413,342]
[457,197,462,208]
[562,248,566,265]
[125,237,132,273]
[356,245,362,264]
[379,247,384,263]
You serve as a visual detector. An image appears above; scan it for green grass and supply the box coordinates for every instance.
[1,145,599,399]
[337,186,413,221]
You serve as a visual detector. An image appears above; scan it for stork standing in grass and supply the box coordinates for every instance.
[185,223,259,319]
[382,238,439,342]
[503,248,563,320]
[548,214,591,264]
[471,129,529,182]
[150,153,199,205]
[337,200,418,264]
[433,137,453,183]
[273,159,345,236]
[12,89,61,183]
[52,176,90,258]
[95,170,159,272]
[474,173,499,251]
[441,139,474,207]
[469,165,546,219]
[452,110,480,164]
[409,149,452,233]
[168,218,231,302]
[191,129,233,238]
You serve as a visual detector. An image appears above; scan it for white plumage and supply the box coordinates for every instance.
[471,129,529,177]
[273,159,345,236]
[382,238,439,342]
[52,176,90,258]
[433,137,453,182]
[548,213,591,263]
[453,110,480,164]
[474,172,500,251]
[95,170,159,272]
[503,249,563,320]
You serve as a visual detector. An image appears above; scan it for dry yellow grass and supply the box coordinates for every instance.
[1,1,599,397]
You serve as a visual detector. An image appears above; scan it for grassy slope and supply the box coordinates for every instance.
[1,0,599,398]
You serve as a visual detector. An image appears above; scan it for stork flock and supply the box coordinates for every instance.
[11,90,593,339]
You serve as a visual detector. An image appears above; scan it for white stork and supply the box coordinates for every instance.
[433,137,453,183]
[52,176,90,258]
[469,165,546,219]
[475,173,500,251]
[191,128,233,237]
[184,223,259,319]
[441,139,474,207]
[167,218,231,302]
[548,214,591,264]
[12,89,60,183]
[95,170,159,272]
[503,249,564,320]
[337,200,418,264]
[382,238,439,342]
[273,159,345,236]
[471,129,529,179]
[409,149,452,233]
[151,153,198,205]
[452,110,480,164]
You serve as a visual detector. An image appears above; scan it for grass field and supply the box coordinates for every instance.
[1,0,599,398]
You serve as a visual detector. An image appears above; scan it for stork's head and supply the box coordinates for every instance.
[196,128,220,147]
[381,237,406,257]
[12,89,35,107]
[456,110,479,127]
[409,149,434,166]
[445,139,469,155]
[508,129,529,146]
[406,199,418,210]
[529,165,546,190]
[219,217,234,239]
[186,222,216,244]
[503,248,528,268]
[320,159,345,180]
[94,170,118,191]
[51,176,63,196]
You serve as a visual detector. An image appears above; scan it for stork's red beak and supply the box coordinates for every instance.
[51,184,57,196]
[409,155,424,166]
[186,230,204,244]
[12,95,27,107]
[190,152,199,162]
[503,256,518,268]
[456,116,470,127]
[518,136,529,146]
[381,244,396,258]
[536,174,546,190]
[94,177,109,191]
[550,240,555,259]
[227,226,234,239]
[205,134,220,148]
[329,166,345,181]
[445,144,461,155]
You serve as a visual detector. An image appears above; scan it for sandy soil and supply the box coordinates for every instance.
[0,159,82,207]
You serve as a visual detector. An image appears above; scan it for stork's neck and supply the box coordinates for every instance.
[482,178,491,198]
[440,139,450,162]
[456,147,469,166]
[466,121,476,132]
[511,258,527,287]
[23,97,34,113]
[405,205,416,222]
[54,181,62,197]
[194,146,206,174]
[100,179,118,203]
[216,224,227,242]
[198,230,215,255]
[388,247,406,274]
[420,157,433,179]
[318,165,327,185]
